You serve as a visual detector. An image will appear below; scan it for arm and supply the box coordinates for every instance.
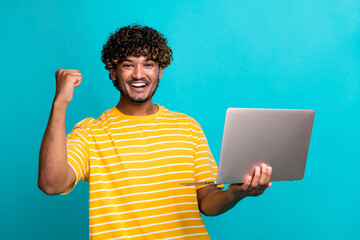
[197,164,272,216]
[38,69,82,195]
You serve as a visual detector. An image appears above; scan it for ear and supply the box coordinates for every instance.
[159,67,164,80]
[110,68,117,80]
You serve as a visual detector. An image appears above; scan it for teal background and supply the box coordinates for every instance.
[1,0,359,239]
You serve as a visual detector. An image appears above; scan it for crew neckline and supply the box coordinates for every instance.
[112,104,164,121]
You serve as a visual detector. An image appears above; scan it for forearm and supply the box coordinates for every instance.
[199,188,244,216]
[198,165,272,216]
[38,99,72,194]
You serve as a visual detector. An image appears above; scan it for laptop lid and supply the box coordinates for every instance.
[216,108,315,184]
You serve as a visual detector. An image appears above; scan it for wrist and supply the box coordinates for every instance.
[53,97,69,109]
[226,187,246,203]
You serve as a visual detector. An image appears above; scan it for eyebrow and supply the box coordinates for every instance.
[119,59,132,63]
[120,58,156,63]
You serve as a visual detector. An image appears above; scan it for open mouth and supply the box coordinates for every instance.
[129,82,148,88]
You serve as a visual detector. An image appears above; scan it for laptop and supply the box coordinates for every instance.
[181,108,315,185]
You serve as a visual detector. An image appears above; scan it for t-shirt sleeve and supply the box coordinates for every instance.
[61,118,93,194]
[193,123,225,190]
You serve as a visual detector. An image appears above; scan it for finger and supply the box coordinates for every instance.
[64,72,82,78]
[72,75,83,84]
[264,166,272,186]
[57,69,82,76]
[69,72,83,76]
[259,164,268,187]
[73,77,83,87]
[63,69,81,73]
[56,68,80,75]
[254,164,269,194]
[74,80,81,87]
[241,175,252,191]
[250,166,261,190]
[268,182,272,187]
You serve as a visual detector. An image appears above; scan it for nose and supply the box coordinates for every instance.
[132,64,146,80]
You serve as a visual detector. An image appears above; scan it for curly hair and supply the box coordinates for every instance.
[101,24,173,90]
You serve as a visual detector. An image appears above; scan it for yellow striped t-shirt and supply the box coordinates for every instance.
[63,105,221,240]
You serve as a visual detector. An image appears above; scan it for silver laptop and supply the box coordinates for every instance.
[181,108,315,185]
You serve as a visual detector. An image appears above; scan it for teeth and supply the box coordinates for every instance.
[130,83,146,87]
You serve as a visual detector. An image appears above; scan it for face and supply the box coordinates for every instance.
[110,56,163,104]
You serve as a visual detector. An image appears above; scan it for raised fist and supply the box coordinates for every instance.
[54,69,83,104]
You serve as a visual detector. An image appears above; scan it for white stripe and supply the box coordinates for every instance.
[101,122,201,131]
[68,150,86,170]
[103,117,131,125]
[201,177,216,182]
[68,155,83,178]
[91,163,192,177]
[89,194,196,210]
[90,202,198,219]
[194,157,217,166]
[90,218,202,236]
[195,144,208,149]
[194,151,210,155]
[162,112,183,116]
[90,186,194,202]
[155,116,193,121]
[90,170,194,185]
[194,164,211,169]
[88,128,200,137]
[102,111,115,116]
[90,155,192,168]
[79,118,96,126]
[194,157,212,162]
[88,134,194,144]
[77,132,89,144]
[66,139,83,144]
[75,118,96,130]
[108,225,205,240]
[89,148,193,160]
[76,144,88,158]
[195,171,212,177]
[72,146,86,159]
[89,140,192,152]
[161,232,209,240]
[90,178,194,193]
[67,143,88,157]
[90,210,199,227]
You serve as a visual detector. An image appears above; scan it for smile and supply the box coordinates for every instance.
[129,82,148,88]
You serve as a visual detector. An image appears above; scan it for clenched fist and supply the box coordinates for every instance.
[54,69,83,104]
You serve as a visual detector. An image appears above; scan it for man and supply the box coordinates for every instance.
[38,25,272,240]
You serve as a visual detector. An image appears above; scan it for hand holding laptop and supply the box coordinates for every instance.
[181,108,314,186]
[227,163,272,200]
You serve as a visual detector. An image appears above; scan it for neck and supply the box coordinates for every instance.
[116,97,159,116]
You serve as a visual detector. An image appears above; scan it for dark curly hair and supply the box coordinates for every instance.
[101,24,173,90]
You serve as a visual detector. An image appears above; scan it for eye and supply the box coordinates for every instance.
[122,63,133,68]
[144,63,155,67]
